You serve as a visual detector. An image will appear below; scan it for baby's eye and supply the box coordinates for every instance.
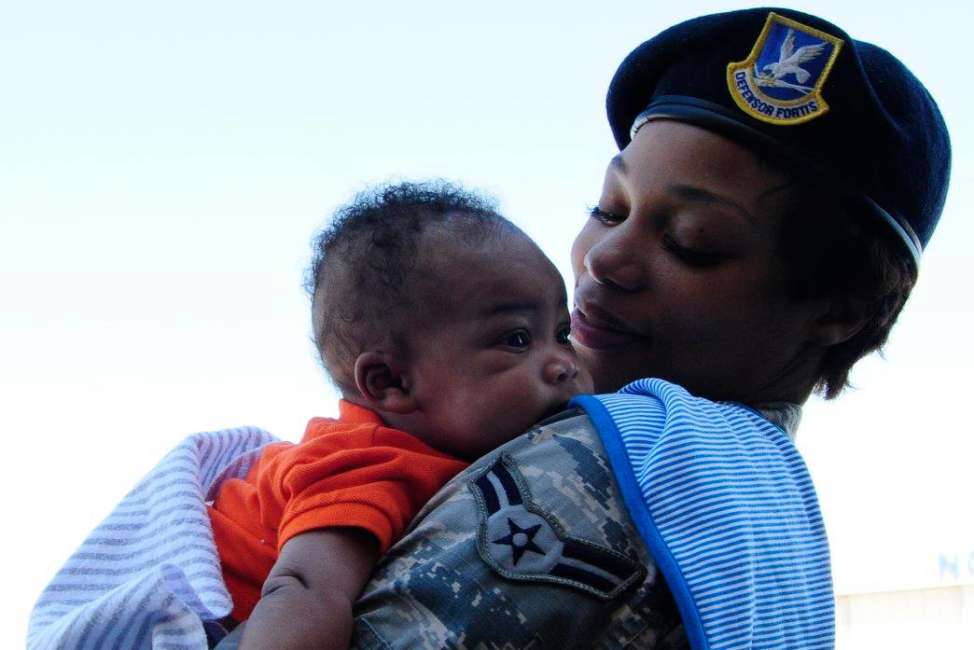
[589,205,625,225]
[502,329,532,349]
[556,325,572,345]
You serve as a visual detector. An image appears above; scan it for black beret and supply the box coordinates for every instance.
[607,7,951,266]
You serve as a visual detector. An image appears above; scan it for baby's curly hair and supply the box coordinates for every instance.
[306,180,520,389]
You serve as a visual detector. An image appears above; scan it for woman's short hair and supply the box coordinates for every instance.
[775,181,916,399]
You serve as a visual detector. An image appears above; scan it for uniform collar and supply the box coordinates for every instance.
[755,402,803,440]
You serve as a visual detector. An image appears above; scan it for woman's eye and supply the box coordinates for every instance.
[502,330,532,349]
[556,325,572,345]
[589,206,625,225]
[662,234,725,267]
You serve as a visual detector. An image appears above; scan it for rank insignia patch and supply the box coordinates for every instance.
[726,12,844,125]
[469,454,645,600]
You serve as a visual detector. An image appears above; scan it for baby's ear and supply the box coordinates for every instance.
[352,351,417,414]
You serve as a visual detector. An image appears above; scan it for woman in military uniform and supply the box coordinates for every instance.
[350,8,950,650]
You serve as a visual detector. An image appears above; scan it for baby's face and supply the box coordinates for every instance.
[405,234,593,459]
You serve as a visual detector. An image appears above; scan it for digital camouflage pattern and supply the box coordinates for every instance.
[351,410,687,649]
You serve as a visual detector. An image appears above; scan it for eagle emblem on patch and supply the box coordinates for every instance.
[726,12,843,125]
[468,454,645,600]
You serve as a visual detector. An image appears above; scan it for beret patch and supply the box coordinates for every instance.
[726,12,843,125]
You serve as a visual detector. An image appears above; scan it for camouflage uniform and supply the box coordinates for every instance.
[351,409,687,650]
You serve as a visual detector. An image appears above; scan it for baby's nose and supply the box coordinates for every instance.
[544,354,579,385]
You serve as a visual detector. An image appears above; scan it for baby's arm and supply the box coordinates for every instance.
[238,527,378,650]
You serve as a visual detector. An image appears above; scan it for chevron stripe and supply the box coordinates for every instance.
[470,456,645,599]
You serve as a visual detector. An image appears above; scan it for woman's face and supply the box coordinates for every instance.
[571,120,826,403]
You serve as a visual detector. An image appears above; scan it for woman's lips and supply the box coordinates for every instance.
[571,308,646,350]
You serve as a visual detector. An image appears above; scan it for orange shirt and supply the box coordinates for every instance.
[208,401,467,621]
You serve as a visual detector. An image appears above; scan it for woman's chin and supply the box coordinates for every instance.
[577,346,645,393]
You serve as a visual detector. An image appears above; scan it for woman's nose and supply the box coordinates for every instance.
[583,233,646,292]
[543,352,580,385]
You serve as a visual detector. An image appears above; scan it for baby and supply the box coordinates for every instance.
[211,181,592,649]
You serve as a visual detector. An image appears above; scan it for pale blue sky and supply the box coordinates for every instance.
[3,1,972,643]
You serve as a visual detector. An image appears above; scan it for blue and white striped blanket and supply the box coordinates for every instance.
[573,378,835,650]
[28,427,278,650]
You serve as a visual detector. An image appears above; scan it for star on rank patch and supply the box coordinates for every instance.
[727,12,844,125]
[469,454,645,600]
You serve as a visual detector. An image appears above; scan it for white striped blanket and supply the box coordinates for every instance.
[28,427,278,650]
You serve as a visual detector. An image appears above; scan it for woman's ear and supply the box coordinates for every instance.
[809,296,870,347]
[352,351,417,414]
